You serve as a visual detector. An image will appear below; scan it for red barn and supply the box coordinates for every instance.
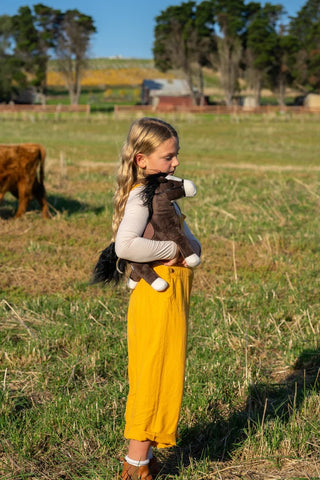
[141,79,194,110]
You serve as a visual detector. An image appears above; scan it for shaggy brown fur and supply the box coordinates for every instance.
[0,143,50,218]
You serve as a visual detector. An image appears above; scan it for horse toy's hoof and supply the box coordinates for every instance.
[127,276,168,291]
[151,278,169,291]
[127,278,138,290]
[185,253,201,267]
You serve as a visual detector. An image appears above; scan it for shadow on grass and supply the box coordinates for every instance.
[47,194,105,217]
[0,194,104,219]
[162,348,320,476]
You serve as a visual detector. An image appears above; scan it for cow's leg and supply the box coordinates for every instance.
[14,181,29,218]
[32,178,50,218]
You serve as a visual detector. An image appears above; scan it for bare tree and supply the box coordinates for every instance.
[169,20,201,104]
[244,3,285,106]
[153,1,215,105]
[204,0,248,106]
[244,48,264,106]
[268,33,292,107]
[215,36,242,105]
[55,9,95,105]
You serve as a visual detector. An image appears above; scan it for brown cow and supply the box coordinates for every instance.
[0,143,50,218]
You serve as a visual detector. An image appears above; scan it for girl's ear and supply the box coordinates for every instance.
[135,153,147,169]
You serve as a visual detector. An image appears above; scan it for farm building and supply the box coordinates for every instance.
[141,78,194,109]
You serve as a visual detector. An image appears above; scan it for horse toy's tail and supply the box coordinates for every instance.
[90,242,127,285]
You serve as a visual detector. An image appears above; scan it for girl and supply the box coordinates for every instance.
[113,117,201,480]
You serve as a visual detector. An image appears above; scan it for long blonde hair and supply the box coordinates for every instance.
[112,117,178,240]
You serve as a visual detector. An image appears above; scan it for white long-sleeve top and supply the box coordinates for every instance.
[115,185,201,263]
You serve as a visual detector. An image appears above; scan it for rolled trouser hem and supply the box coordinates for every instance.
[124,428,176,449]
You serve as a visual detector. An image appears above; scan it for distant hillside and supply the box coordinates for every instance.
[48,57,292,102]
[47,58,176,88]
[46,58,221,90]
[48,58,155,70]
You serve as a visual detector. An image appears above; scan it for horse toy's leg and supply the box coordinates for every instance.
[127,244,200,292]
[127,263,169,291]
[126,228,200,292]
[166,229,200,267]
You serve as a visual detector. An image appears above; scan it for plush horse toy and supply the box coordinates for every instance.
[91,173,200,291]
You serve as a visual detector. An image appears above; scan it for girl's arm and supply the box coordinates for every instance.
[115,186,178,262]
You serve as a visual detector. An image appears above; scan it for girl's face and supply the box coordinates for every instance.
[136,136,180,175]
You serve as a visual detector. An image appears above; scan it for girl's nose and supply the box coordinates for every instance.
[172,156,179,167]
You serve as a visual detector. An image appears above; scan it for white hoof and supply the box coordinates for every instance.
[127,278,138,290]
[151,278,169,291]
[185,253,201,267]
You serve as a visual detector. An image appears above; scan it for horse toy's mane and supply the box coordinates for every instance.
[140,172,164,218]
[91,173,200,291]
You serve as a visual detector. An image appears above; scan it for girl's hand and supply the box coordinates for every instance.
[162,253,187,267]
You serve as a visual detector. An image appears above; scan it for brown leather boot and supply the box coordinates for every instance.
[121,461,153,480]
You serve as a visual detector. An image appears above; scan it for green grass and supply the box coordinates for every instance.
[0,113,320,479]
[45,86,140,111]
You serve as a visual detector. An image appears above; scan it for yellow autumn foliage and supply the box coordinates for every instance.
[47,68,175,87]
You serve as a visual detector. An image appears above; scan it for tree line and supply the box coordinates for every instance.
[153,0,320,105]
[1,1,319,106]
[0,4,96,105]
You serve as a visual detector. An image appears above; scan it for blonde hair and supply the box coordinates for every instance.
[112,117,178,240]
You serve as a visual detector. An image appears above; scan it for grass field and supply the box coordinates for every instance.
[0,112,320,479]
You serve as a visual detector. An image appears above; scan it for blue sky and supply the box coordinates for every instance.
[2,0,307,59]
